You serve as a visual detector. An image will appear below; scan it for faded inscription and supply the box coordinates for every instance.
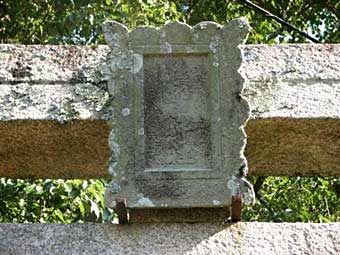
[144,54,212,170]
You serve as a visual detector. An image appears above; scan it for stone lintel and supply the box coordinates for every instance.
[0,223,339,254]
[0,118,339,178]
[0,44,339,179]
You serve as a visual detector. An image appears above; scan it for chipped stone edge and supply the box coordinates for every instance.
[221,18,255,206]
[103,18,255,209]
[233,19,255,206]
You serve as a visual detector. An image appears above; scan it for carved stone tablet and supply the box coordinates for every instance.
[144,54,212,171]
[103,19,254,211]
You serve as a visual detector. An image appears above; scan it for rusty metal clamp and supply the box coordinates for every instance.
[115,198,128,224]
[231,195,242,222]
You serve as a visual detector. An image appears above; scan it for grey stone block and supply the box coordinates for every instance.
[102,19,254,212]
[0,44,339,178]
[0,223,338,255]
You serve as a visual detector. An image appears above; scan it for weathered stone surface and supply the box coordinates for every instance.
[159,21,192,45]
[242,44,340,119]
[0,44,339,178]
[0,120,111,179]
[0,223,339,254]
[0,118,338,179]
[143,54,212,170]
[1,44,339,121]
[129,26,159,47]
[0,44,110,84]
[246,118,340,176]
[102,21,129,49]
[103,20,252,210]
[0,84,111,122]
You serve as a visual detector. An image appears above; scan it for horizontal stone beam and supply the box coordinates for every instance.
[0,223,339,254]
[0,44,339,178]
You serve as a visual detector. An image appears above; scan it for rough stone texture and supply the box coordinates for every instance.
[0,223,339,254]
[0,44,339,178]
[1,44,339,121]
[246,118,340,176]
[0,84,111,122]
[103,20,252,210]
[242,44,340,119]
[0,43,339,252]
[0,44,110,84]
[143,54,212,170]
[0,118,338,179]
[0,120,111,179]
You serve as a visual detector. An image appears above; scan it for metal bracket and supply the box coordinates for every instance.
[115,198,128,224]
[231,195,242,222]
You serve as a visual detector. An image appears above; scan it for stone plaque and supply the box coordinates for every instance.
[103,19,254,212]
[144,54,212,171]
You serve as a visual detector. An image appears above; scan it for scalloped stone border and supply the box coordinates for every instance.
[103,19,254,213]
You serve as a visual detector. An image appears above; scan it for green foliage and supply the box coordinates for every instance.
[0,0,182,44]
[1,0,339,44]
[243,177,340,222]
[1,177,339,223]
[0,178,114,223]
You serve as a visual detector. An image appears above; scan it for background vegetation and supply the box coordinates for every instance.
[1,0,339,44]
[0,0,339,223]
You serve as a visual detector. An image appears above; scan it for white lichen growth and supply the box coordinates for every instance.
[108,52,143,74]
[213,200,221,206]
[73,84,110,112]
[56,97,79,123]
[122,108,130,116]
[138,128,144,135]
[160,42,172,53]
[135,197,155,207]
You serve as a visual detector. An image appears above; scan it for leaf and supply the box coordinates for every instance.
[54,209,65,223]
[90,200,100,219]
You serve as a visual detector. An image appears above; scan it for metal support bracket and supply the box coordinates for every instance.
[115,198,128,224]
[231,195,242,222]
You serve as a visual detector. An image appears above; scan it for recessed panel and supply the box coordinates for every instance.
[144,54,212,171]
